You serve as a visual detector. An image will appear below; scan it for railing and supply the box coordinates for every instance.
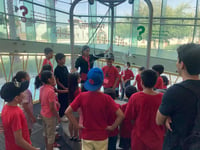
[0,52,181,113]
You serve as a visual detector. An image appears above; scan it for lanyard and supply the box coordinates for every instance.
[82,56,90,71]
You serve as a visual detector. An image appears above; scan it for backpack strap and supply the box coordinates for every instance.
[175,83,200,132]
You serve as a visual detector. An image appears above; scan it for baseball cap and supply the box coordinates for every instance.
[0,80,29,102]
[84,68,104,91]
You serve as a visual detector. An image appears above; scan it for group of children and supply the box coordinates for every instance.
[0,46,169,150]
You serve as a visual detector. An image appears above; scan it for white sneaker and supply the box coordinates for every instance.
[53,148,60,150]
[60,116,68,122]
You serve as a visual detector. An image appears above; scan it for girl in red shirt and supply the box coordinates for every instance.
[68,73,81,141]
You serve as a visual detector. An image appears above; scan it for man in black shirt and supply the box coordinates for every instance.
[156,43,200,150]
[75,45,108,91]
[54,53,69,122]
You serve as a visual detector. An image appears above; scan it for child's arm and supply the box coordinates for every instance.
[22,103,36,123]
[14,130,39,150]
[65,106,84,129]
[106,108,124,131]
[55,88,68,94]
[49,101,60,122]
[112,77,119,90]
[56,78,67,90]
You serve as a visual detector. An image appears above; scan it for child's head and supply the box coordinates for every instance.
[105,53,114,67]
[104,88,116,100]
[116,65,121,72]
[44,47,53,59]
[82,45,90,57]
[55,53,66,65]
[0,80,29,103]
[138,66,145,74]
[40,70,56,86]
[125,85,137,99]
[152,64,164,75]
[84,67,104,91]
[42,64,52,72]
[12,71,30,82]
[141,69,158,88]
[161,75,169,86]
[127,62,131,68]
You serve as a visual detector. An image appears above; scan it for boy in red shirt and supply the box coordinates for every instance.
[119,85,137,150]
[42,47,54,72]
[102,53,119,90]
[133,66,145,91]
[104,88,121,150]
[121,62,134,100]
[152,64,164,89]
[0,81,39,150]
[125,70,165,150]
[65,68,124,150]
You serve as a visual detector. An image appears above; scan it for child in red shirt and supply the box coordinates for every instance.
[104,88,121,150]
[133,66,145,91]
[121,62,134,100]
[65,68,124,150]
[119,85,137,150]
[42,47,54,72]
[68,72,81,141]
[0,81,39,150]
[152,64,164,89]
[102,53,119,90]
[39,71,60,149]
[125,70,165,150]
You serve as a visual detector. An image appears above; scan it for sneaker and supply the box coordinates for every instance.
[60,116,68,122]
[53,148,60,150]
[53,143,61,148]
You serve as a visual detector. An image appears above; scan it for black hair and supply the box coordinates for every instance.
[127,62,131,67]
[40,71,53,84]
[139,66,145,71]
[161,75,169,86]
[12,71,28,82]
[82,45,90,54]
[116,65,121,69]
[152,64,164,75]
[44,47,53,55]
[104,88,116,100]
[55,53,65,63]
[141,69,158,88]
[125,85,137,99]
[68,73,79,103]
[177,43,200,75]
[105,53,114,60]
[34,64,52,89]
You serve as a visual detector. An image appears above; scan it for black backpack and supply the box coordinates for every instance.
[176,84,200,150]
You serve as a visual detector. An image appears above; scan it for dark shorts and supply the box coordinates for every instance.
[119,137,131,149]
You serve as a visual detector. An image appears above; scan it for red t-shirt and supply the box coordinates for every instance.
[107,103,121,137]
[125,92,165,150]
[116,74,122,88]
[120,103,132,138]
[102,66,119,88]
[154,76,164,89]
[121,68,134,81]
[135,74,143,91]
[1,105,31,150]
[70,91,119,140]
[42,58,53,72]
[40,84,57,118]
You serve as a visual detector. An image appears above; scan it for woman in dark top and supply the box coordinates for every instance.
[75,45,108,91]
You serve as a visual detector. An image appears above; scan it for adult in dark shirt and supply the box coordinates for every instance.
[54,53,69,121]
[156,43,200,150]
[75,45,108,91]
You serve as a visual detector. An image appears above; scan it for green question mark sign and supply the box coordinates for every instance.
[137,26,145,41]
